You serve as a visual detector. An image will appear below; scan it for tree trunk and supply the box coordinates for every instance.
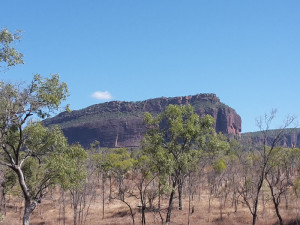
[234,192,238,213]
[1,189,6,216]
[251,173,264,225]
[102,174,105,219]
[73,202,78,225]
[274,202,283,225]
[23,200,31,225]
[122,200,135,225]
[141,205,146,225]
[15,167,37,225]
[266,178,284,225]
[252,213,257,225]
[188,187,191,225]
[158,180,161,210]
[178,180,183,210]
[109,176,112,202]
[23,200,37,225]
[166,180,177,224]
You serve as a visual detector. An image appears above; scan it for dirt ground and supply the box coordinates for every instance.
[1,187,299,225]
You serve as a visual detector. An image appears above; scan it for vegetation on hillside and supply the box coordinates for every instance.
[1,95,300,225]
[1,28,299,225]
[43,94,231,130]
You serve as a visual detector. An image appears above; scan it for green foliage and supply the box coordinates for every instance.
[24,122,68,155]
[0,75,86,225]
[143,104,209,183]
[93,148,136,179]
[1,169,17,195]
[212,159,226,174]
[32,74,69,118]
[47,144,88,190]
[21,157,47,196]
[105,148,136,177]
[0,28,23,68]
[44,95,232,131]
[294,179,300,198]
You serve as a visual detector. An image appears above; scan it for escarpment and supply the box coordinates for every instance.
[242,128,300,148]
[43,94,242,148]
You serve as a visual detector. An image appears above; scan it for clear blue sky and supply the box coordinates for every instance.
[2,0,300,132]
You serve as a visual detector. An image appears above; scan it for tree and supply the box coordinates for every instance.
[0,28,23,69]
[0,75,84,225]
[265,147,294,225]
[143,104,216,224]
[103,148,136,225]
[238,110,295,225]
[53,144,89,225]
[131,153,158,225]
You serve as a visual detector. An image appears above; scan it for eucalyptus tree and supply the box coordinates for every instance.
[55,144,89,225]
[103,148,136,225]
[264,147,296,225]
[0,75,87,225]
[143,104,218,224]
[238,110,296,225]
[130,154,154,225]
[0,28,23,69]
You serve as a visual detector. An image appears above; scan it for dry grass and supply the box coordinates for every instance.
[1,188,299,225]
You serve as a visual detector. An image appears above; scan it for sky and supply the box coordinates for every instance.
[1,0,300,133]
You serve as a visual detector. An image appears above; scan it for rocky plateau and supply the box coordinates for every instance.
[43,93,242,148]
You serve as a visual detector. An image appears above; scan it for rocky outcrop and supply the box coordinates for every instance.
[43,94,242,148]
[242,128,300,148]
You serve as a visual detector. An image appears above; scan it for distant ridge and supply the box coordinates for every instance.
[43,93,242,148]
[242,128,300,148]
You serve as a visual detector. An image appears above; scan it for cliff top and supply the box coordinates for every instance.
[43,93,235,129]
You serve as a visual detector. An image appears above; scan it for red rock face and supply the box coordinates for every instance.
[43,94,242,148]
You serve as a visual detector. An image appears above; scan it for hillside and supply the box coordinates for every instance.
[43,93,241,148]
[242,128,300,148]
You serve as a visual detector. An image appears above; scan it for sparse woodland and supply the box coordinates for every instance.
[1,28,300,225]
[1,85,300,225]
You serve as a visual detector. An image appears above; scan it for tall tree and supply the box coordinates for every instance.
[143,104,217,224]
[238,110,295,225]
[104,148,136,225]
[0,75,85,225]
[264,147,294,225]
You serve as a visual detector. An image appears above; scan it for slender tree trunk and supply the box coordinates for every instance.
[73,201,78,225]
[166,180,177,224]
[122,200,135,225]
[251,172,265,225]
[102,174,105,219]
[274,201,283,225]
[233,191,238,213]
[219,196,223,221]
[284,191,289,210]
[188,186,191,225]
[158,180,161,210]
[266,178,284,225]
[252,213,257,225]
[178,180,183,210]
[141,205,146,225]
[1,189,6,216]
[109,176,112,202]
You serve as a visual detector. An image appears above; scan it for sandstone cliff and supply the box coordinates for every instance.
[242,128,300,148]
[43,94,242,148]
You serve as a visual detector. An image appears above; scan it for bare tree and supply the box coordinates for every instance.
[239,110,296,225]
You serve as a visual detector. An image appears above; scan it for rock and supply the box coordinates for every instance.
[242,128,300,148]
[43,93,242,148]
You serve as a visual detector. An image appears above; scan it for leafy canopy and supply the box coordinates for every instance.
[0,28,23,68]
